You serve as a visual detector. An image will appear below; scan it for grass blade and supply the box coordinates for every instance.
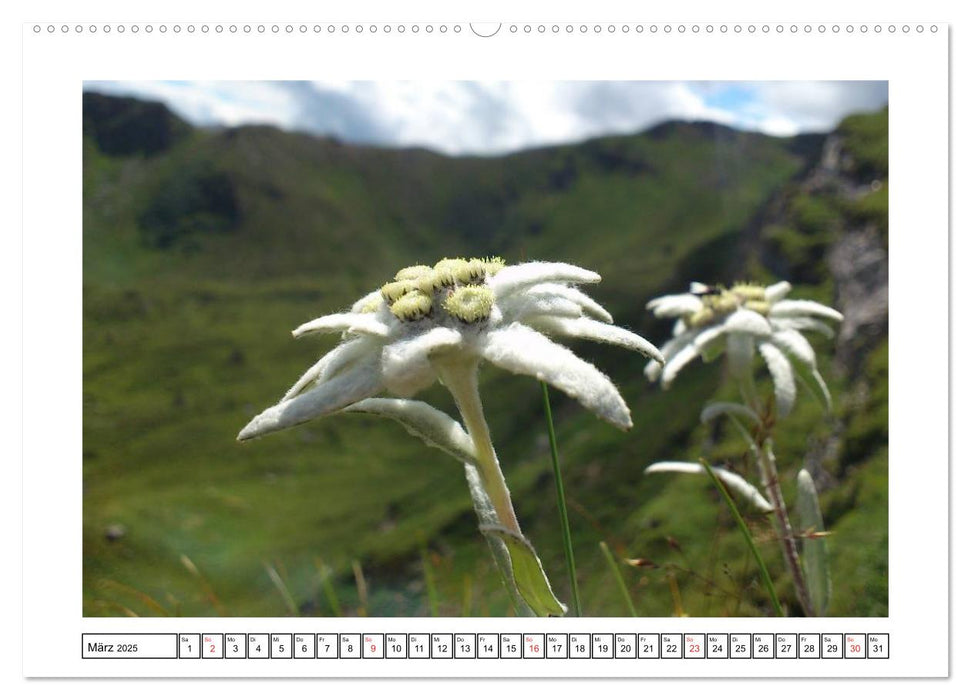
[599,542,637,616]
[263,562,298,615]
[541,381,581,617]
[420,547,440,617]
[181,554,227,615]
[313,558,342,616]
[352,560,368,617]
[699,459,784,616]
[98,579,170,616]
[667,572,687,617]
[461,574,473,618]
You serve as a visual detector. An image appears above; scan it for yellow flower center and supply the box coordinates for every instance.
[379,257,506,322]
[443,285,495,323]
[381,280,418,305]
[686,282,770,328]
[394,265,435,282]
[390,290,434,321]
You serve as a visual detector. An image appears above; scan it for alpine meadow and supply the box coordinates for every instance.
[83,91,888,617]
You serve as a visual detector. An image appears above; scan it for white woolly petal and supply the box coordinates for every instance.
[499,292,583,322]
[342,398,477,465]
[645,462,774,513]
[645,360,663,382]
[723,308,773,336]
[381,327,463,397]
[770,328,817,367]
[282,337,380,401]
[647,293,704,318]
[349,290,383,313]
[769,300,844,323]
[770,316,836,338]
[764,281,793,303]
[532,316,665,363]
[800,365,834,412]
[489,262,601,297]
[238,359,383,441]
[479,323,632,430]
[672,318,687,336]
[689,282,711,294]
[660,342,700,388]
[518,283,613,322]
[647,328,700,382]
[758,341,797,418]
[693,322,728,349]
[292,312,391,339]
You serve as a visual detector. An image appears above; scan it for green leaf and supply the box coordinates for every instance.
[483,525,567,617]
[462,464,533,616]
[700,401,760,426]
[343,398,477,464]
[796,469,831,616]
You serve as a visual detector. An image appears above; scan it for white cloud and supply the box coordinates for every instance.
[754,116,801,137]
[754,81,888,129]
[83,80,888,155]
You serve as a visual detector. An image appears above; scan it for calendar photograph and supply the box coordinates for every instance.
[82,79,889,619]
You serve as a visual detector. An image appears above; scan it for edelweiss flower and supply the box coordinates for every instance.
[238,257,662,616]
[238,257,663,441]
[644,281,842,417]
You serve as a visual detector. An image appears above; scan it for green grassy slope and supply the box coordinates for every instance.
[82,93,887,617]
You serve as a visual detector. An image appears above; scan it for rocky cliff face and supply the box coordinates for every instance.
[758,114,889,486]
[782,131,889,372]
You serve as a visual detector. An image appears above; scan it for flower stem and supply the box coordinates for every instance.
[756,440,816,616]
[736,366,814,616]
[437,358,522,536]
[541,382,582,617]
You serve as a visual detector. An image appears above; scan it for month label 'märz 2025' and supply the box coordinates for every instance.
[82,634,178,659]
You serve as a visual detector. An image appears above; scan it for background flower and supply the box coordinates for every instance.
[645,281,842,417]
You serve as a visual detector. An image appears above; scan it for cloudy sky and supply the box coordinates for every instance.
[84,80,888,156]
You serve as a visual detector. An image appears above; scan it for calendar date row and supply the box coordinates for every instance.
[82,633,888,660]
